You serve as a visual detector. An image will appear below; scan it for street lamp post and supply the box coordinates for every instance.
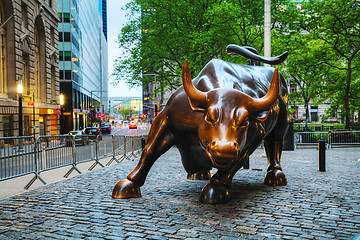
[59,94,64,134]
[32,91,35,137]
[90,90,106,126]
[17,83,23,136]
[142,73,159,119]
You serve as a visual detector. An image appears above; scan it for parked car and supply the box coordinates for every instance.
[129,121,138,129]
[68,130,89,145]
[100,123,111,134]
[84,127,102,141]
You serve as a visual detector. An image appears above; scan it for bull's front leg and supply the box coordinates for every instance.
[199,153,250,204]
[263,141,287,186]
[112,112,174,199]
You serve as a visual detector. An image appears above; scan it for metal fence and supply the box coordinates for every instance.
[329,131,360,148]
[294,131,360,149]
[0,134,146,189]
[294,123,360,132]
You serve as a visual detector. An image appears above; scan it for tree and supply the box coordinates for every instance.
[299,0,360,129]
[272,2,331,124]
[120,108,138,120]
[113,0,291,94]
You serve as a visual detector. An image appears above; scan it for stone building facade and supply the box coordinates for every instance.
[0,0,59,137]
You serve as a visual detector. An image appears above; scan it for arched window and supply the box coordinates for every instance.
[34,17,46,100]
[34,25,40,98]
[0,0,6,94]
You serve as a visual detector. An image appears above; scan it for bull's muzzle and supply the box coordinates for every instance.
[206,140,239,169]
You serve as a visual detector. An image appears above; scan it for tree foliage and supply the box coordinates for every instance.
[113,0,360,127]
[113,0,291,93]
[119,108,138,120]
[298,0,360,128]
[273,0,360,127]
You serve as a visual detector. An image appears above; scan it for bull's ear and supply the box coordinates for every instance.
[188,100,207,112]
[250,110,271,123]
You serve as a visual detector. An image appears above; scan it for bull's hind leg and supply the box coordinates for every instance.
[112,111,174,199]
[264,98,289,186]
[263,140,287,186]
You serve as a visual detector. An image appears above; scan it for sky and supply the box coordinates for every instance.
[107,0,142,98]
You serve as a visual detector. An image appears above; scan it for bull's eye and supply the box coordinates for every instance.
[205,113,215,125]
[239,118,249,128]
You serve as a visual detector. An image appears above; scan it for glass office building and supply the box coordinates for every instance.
[58,0,108,132]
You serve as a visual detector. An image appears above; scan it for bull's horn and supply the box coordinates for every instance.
[182,60,207,109]
[248,68,280,112]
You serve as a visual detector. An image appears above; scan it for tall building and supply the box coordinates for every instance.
[58,0,108,133]
[0,0,60,137]
[99,0,107,40]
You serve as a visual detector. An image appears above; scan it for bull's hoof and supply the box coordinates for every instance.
[200,182,230,204]
[264,169,287,186]
[187,169,211,180]
[112,179,141,199]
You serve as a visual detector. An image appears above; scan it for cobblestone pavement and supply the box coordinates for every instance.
[0,147,359,240]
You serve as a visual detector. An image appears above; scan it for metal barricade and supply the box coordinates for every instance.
[294,131,329,149]
[88,135,105,171]
[97,134,113,160]
[106,135,127,166]
[75,134,93,164]
[329,131,360,148]
[0,133,148,190]
[0,136,37,182]
[37,135,74,171]
[128,135,147,159]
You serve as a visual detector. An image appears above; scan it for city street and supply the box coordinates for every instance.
[0,147,359,239]
[74,124,149,162]
[110,124,150,136]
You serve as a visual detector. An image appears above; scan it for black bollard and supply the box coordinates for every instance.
[141,137,146,150]
[243,156,249,169]
[318,137,326,172]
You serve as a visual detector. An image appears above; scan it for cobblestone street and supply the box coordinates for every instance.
[0,147,359,239]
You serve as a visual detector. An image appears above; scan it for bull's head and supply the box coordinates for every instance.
[182,60,280,169]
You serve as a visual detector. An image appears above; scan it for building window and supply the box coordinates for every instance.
[290,84,297,93]
[49,0,52,8]
[310,106,319,122]
[59,13,70,23]
[51,66,56,100]
[3,115,12,137]
[21,3,28,28]
[24,115,30,136]
[58,32,70,42]
[50,27,54,46]
[0,2,6,94]
[34,25,41,98]
[59,70,71,80]
[34,16,46,100]
[21,54,29,95]
[59,51,71,61]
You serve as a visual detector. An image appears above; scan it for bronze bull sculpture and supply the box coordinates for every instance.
[113,45,290,204]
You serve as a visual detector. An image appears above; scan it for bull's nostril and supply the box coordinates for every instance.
[211,141,216,147]
[233,142,238,149]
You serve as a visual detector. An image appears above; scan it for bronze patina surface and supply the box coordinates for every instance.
[113,45,290,204]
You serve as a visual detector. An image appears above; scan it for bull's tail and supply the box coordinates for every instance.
[226,44,288,65]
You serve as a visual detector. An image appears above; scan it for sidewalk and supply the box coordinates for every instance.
[0,147,359,239]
